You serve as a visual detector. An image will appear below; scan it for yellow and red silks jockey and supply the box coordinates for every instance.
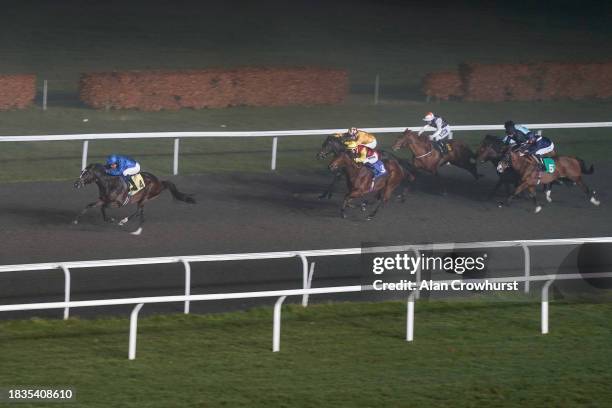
[334,127,378,149]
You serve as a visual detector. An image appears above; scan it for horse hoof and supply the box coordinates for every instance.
[590,197,601,206]
[130,227,143,236]
[535,206,542,213]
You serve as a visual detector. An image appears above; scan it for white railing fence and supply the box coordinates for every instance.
[1,274,611,360]
[2,236,611,321]
[1,237,612,359]
[1,122,610,174]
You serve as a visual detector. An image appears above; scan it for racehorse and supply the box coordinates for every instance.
[73,163,196,234]
[392,130,480,192]
[328,152,407,220]
[497,149,600,213]
[476,135,521,198]
[317,134,352,199]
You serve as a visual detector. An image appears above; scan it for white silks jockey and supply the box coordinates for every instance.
[418,112,453,155]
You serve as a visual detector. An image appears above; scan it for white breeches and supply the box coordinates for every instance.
[122,163,141,176]
[430,127,453,141]
[363,140,377,149]
[535,143,554,156]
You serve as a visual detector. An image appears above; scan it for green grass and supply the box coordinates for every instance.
[0,300,611,407]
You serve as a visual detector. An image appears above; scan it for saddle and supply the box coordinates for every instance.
[127,174,146,195]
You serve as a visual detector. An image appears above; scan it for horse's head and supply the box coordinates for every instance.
[74,163,105,189]
[496,149,517,173]
[392,129,417,151]
[317,134,346,159]
[328,152,355,172]
[477,135,505,163]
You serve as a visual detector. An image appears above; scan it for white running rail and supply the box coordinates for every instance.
[1,274,610,359]
[1,122,610,173]
[1,236,611,320]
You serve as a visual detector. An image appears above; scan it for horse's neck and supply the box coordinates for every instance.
[95,171,123,196]
[408,137,431,155]
[512,154,535,174]
[342,156,361,179]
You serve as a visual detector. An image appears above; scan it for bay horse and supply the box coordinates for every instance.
[392,130,479,192]
[328,152,407,220]
[476,135,521,198]
[316,134,352,199]
[497,149,600,213]
[73,163,196,234]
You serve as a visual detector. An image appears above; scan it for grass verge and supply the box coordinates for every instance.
[0,300,611,407]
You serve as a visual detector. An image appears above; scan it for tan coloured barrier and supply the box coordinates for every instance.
[0,74,36,110]
[422,62,612,102]
[79,68,349,111]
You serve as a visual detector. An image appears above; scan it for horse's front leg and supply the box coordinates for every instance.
[530,186,542,213]
[319,172,341,200]
[488,178,504,200]
[505,180,531,207]
[73,199,103,224]
[101,204,116,223]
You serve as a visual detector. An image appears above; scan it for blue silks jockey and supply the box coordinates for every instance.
[105,154,141,191]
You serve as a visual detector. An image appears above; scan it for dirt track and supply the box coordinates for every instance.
[1,163,610,318]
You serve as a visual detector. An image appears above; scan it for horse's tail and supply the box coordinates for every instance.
[162,181,196,204]
[577,158,594,175]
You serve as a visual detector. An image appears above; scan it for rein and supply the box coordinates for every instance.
[414,150,433,159]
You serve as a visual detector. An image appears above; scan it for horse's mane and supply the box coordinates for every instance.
[403,129,430,144]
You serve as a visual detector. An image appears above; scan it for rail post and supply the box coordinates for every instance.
[273,296,287,352]
[407,291,416,342]
[59,265,71,320]
[521,243,531,293]
[129,303,145,360]
[81,140,89,170]
[271,137,278,171]
[413,249,421,299]
[42,79,48,111]
[541,280,554,334]
[173,138,180,175]
[182,259,191,314]
[298,254,312,307]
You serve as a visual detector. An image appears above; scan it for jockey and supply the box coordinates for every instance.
[345,140,387,189]
[419,112,452,155]
[521,132,555,171]
[345,127,377,149]
[105,154,141,192]
[503,121,534,146]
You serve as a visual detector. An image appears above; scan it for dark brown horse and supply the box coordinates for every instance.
[328,153,408,220]
[316,134,352,199]
[476,135,521,198]
[73,163,196,234]
[498,150,600,213]
[392,130,479,191]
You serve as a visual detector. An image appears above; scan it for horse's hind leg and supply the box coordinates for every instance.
[130,205,145,235]
[575,178,601,206]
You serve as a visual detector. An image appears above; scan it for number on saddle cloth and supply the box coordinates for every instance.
[128,174,146,195]
[542,158,555,174]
